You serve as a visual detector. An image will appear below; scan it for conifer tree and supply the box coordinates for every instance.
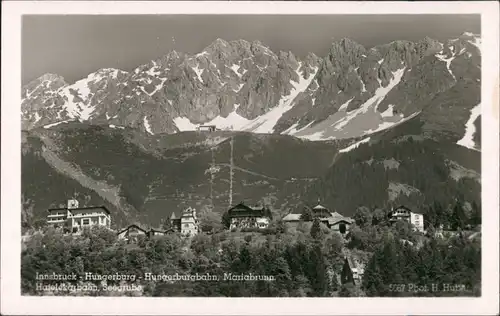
[310,218,322,240]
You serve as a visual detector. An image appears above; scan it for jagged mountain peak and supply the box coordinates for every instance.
[33,73,67,83]
[461,31,480,38]
[204,38,231,53]
[22,33,481,149]
[334,37,367,52]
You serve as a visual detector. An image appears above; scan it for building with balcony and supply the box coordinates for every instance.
[226,202,272,230]
[388,205,425,232]
[46,199,111,233]
[180,207,199,237]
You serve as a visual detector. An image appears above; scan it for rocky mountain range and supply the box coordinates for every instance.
[22,32,481,146]
[21,32,482,229]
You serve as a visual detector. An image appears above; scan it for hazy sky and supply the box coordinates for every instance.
[22,14,480,85]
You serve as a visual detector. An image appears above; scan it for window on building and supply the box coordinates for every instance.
[82,218,90,225]
[339,223,347,234]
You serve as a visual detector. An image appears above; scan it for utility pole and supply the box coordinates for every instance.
[210,147,215,208]
[229,136,234,207]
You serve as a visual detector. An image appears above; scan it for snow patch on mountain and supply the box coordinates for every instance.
[205,104,252,130]
[301,131,325,141]
[230,64,243,78]
[380,104,395,118]
[435,51,456,80]
[339,137,371,153]
[43,120,71,129]
[364,111,421,135]
[33,112,41,123]
[143,116,154,135]
[334,68,406,131]
[234,83,245,92]
[243,64,318,133]
[146,66,161,77]
[338,98,354,112]
[291,68,409,141]
[174,117,199,132]
[149,78,167,96]
[457,103,481,151]
[360,78,367,93]
[283,121,315,135]
[192,64,204,83]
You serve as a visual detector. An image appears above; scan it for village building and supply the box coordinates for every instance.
[149,227,174,237]
[226,202,272,230]
[328,212,354,235]
[197,125,217,132]
[47,199,111,234]
[388,206,425,232]
[117,224,148,242]
[281,213,302,223]
[117,224,173,243]
[282,201,354,234]
[180,207,199,237]
[311,203,332,219]
[169,211,182,232]
[341,257,366,285]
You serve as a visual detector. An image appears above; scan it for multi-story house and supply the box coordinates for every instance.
[388,205,425,232]
[227,202,272,230]
[47,199,111,233]
[180,207,199,237]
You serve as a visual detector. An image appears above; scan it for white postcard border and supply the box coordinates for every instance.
[2,1,499,315]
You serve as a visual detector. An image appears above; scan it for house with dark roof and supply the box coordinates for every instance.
[227,202,272,230]
[311,203,332,219]
[282,201,353,234]
[47,199,111,234]
[169,211,182,232]
[327,212,354,234]
[117,224,148,242]
[388,205,425,232]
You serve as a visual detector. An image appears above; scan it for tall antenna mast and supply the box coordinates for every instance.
[229,136,234,207]
[210,147,215,207]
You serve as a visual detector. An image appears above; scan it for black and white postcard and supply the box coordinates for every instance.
[1,1,499,315]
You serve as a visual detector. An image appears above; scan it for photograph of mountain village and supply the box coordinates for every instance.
[20,14,482,297]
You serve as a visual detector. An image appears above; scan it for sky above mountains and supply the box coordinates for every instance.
[22,14,480,85]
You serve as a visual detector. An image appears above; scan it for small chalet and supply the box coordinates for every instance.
[149,227,174,237]
[47,199,111,234]
[227,202,272,230]
[117,224,148,242]
[388,206,424,232]
[117,224,173,242]
[197,125,217,132]
[311,203,332,219]
[282,201,353,234]
[327,212,354,235]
